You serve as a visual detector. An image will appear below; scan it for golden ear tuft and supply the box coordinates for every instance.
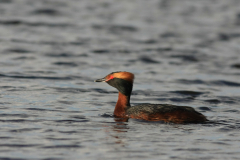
[111,71,134,83]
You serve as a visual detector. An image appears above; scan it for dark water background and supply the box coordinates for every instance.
[0,0,240,159]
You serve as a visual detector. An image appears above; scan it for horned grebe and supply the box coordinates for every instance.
[95,71,207,124]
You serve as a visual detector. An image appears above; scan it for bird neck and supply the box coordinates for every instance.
[114,92,131,117]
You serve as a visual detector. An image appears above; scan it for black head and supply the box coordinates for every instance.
[95,71,134,96]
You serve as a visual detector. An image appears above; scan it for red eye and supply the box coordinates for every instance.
[106,75,114,81]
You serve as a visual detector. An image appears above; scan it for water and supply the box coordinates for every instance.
[0,0,240,159]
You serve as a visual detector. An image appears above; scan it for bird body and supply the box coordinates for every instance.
[95,71,207,124]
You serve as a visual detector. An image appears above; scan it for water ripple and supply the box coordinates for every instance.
[0,20,72,27]
[0,73,81,80]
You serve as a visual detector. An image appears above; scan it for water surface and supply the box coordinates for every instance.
[0,0,240,159]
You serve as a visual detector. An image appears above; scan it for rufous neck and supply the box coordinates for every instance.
[114,92,130,117]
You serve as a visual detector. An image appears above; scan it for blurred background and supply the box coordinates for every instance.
[0,0,240,160]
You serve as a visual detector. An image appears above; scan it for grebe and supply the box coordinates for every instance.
[95,71,207,124]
